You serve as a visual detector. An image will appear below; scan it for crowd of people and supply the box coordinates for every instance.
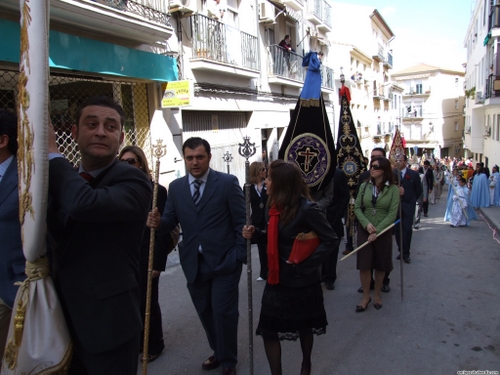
[2,98,500,375]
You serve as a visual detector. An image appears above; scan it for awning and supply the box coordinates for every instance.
[1,19,178,81]
[484,32,492,46]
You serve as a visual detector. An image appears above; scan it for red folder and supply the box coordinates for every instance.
[287,231,320,264]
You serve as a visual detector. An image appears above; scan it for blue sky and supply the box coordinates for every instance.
[337,0,474,72]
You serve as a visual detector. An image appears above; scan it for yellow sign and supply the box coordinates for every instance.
[161,80,192,108]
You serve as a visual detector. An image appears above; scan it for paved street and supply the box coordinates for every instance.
[140,189,500,375]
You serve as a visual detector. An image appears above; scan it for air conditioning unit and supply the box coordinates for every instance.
[259,1,275,23]
[169,0,196,14]
[465,126,471,133]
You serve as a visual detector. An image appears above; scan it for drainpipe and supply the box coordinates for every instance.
[255,0,262,90]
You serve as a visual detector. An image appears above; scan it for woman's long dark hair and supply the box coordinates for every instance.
[118,145,151,177]
[370,156,394,190]
[267,160,310,224]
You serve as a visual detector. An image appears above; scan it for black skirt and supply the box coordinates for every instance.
[256,282,327,341]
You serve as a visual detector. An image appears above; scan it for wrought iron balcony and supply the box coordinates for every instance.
[92,0,171,25]
[268,45,304,82]
[191,14,259,72]
[489,4,500,32]
[485,74,500,99]
[0,0,174,44]
[384,51,393,68]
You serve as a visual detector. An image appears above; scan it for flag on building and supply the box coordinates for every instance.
[278,51,336,194]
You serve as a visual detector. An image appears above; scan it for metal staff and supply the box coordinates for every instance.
[340,220,400,261]
[395,156,405,300]
[238,136,256,375]
[142,140,166,375]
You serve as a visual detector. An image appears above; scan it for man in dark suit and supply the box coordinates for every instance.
[148,137,246,375]
[47,97,152,375]
[419,160,434,217]
[394,154,422,263]
[321,168,349,290]
[0,109,25,363]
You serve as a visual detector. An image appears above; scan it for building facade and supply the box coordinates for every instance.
[391,64,465,159]
[329,3,395,157]
[464,0,500,167]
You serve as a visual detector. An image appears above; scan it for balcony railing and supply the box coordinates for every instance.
[191,14,259,71]
[385,52,393,67]
[489,4,500,31]
[92,0,171,25]
[321,66,334,89]
[268,45,304,81]
[485,74,500,99]
[309,0,322,19]
[322,0,332,28]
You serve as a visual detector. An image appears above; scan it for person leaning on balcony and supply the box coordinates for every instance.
[278,35,292,52]
[208,0,225,21]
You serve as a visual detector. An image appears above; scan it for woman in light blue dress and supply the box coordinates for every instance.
[469,168,490,209]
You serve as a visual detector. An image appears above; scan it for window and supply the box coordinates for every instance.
[497,115,500,141]
[455,77,459,87]
[416,84,423,94]
[455,100,459,109]
[455,121,459,131]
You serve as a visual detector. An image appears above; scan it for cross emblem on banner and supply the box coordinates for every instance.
[298,147,318,172]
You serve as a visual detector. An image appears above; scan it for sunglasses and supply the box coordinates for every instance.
[260,167,267,172]
[370,164,382,170]
[120,158,139,165]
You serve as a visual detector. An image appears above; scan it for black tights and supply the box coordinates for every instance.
[263,331,314,375]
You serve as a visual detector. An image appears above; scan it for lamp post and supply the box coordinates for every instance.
[222,150,233,174]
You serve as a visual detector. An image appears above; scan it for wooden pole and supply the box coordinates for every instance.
[142,140,166,375]
[340,219,400,261]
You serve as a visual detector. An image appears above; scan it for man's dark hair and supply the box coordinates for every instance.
[182,137,211,156]
[371,147,386,157]
[284,35,290,39]
[75,96,126,128]
[424,160,431,166]
[0,109,18,155]
[476,162,484,168]
[401,154,408,162]
[459,177,466,184]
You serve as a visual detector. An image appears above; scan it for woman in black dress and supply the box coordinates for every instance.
[249,161,268,280]
[119,146,174,362]
[243,160,338,375]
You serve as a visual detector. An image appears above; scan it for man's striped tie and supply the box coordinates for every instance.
[192,179,203,206]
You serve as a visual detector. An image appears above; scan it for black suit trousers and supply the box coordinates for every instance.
[187,254,242,368]
[69,332,140,375]
[140,264,165,355]
[394,205,415,257]
[321,242,340,283]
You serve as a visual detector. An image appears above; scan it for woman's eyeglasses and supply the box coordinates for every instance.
[260,167,267,172]
[370,164,382,170]
[120,158,139,165]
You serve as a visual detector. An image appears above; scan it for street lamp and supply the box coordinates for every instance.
[222,150,233,174]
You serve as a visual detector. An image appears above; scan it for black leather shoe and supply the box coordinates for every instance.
[357,283,374,293]
[355,297,371,312]
[222,367,236,375]
[202,356,220,371]
[325,282,334,290]
[381,284,390,293]
[403,257,411,264]
[396,254,401,260]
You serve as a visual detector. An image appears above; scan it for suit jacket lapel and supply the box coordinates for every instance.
[0,157,18,206]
